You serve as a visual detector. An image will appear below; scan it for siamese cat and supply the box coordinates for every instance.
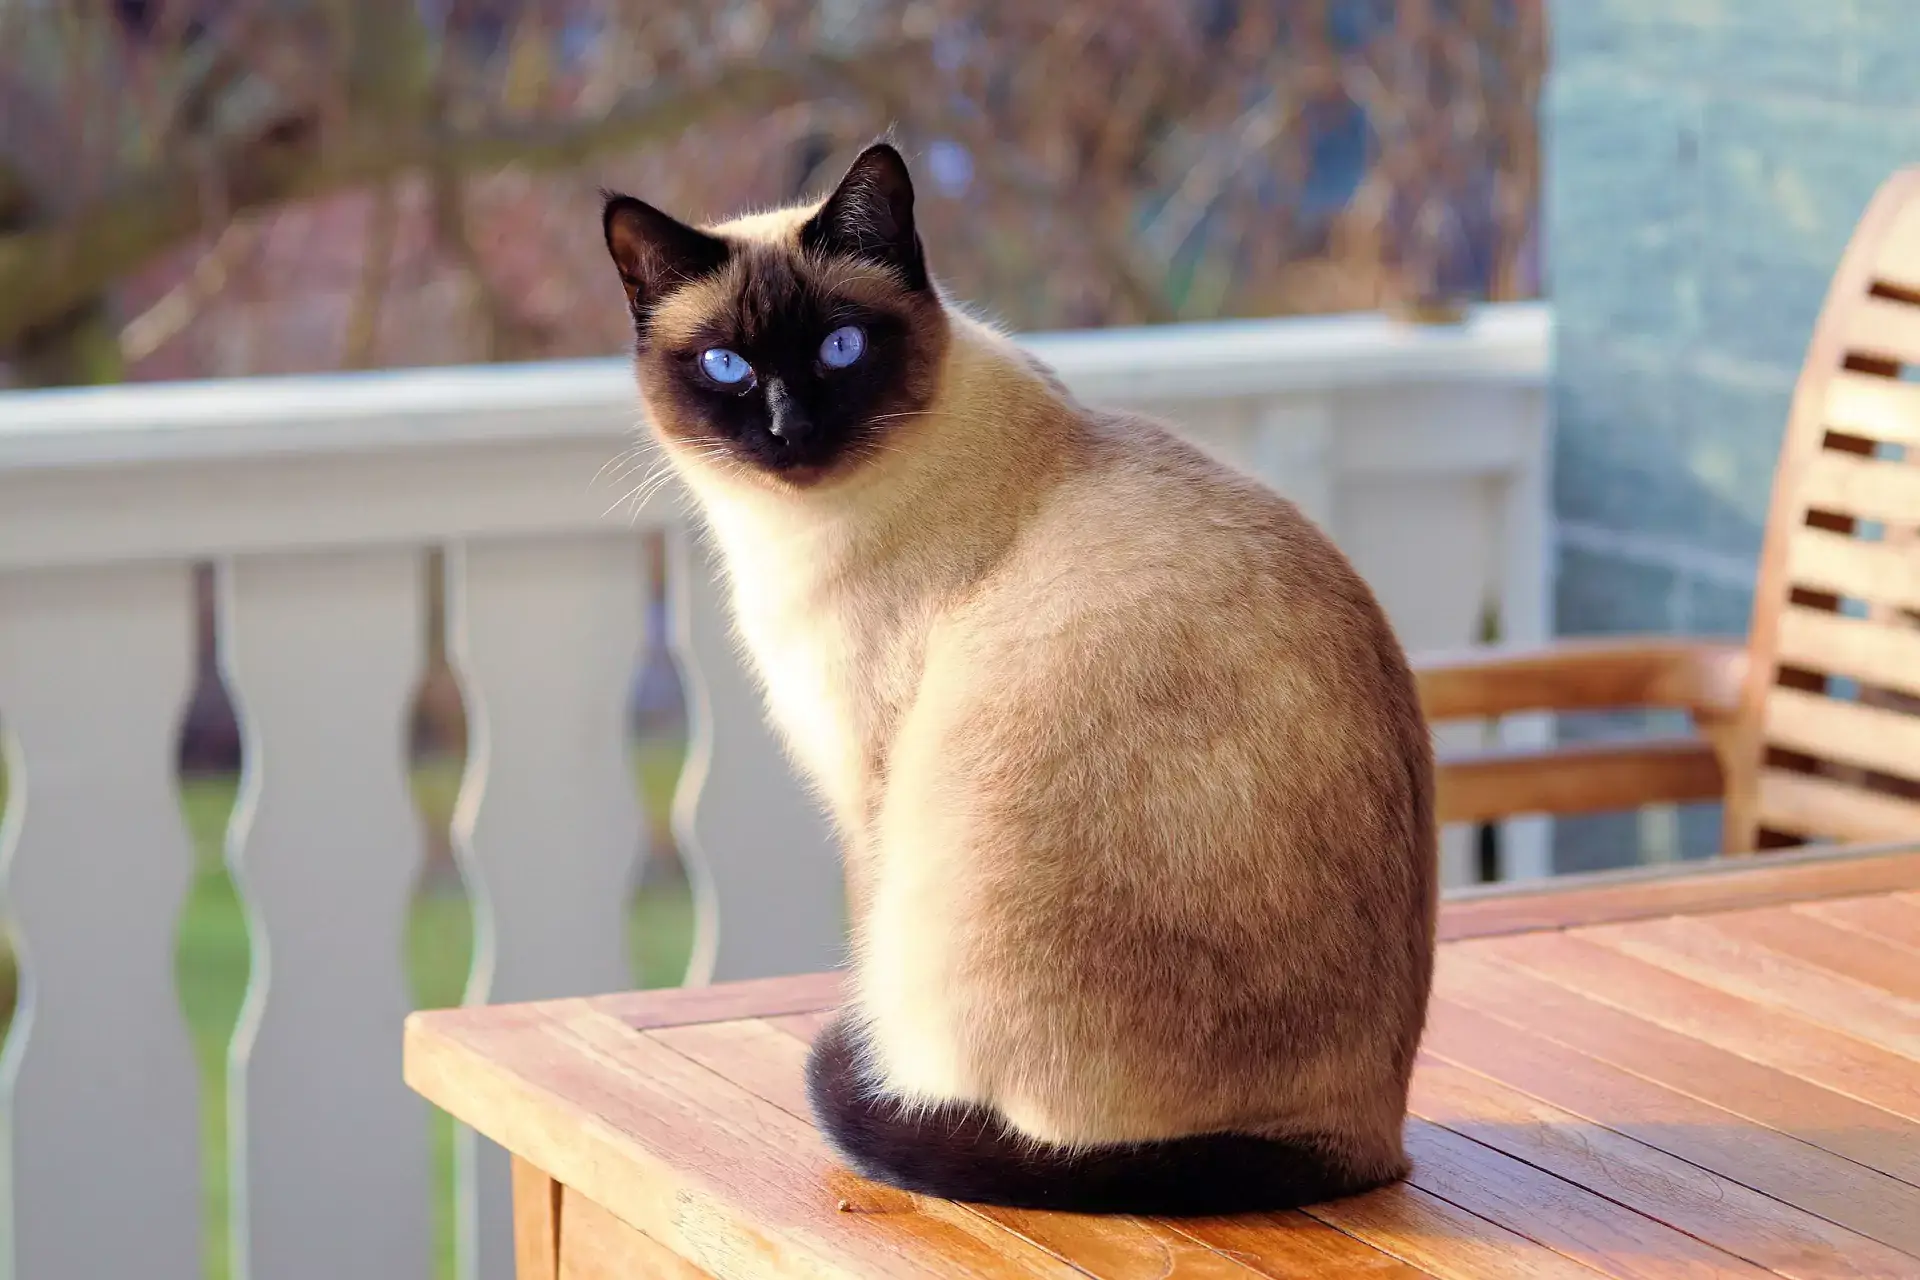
[601,143,1436,1214]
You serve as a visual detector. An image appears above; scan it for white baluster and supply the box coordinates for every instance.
[0,564,200,1280]
[666,522,844,983]
[446,533,643,1280]
[220,550,429,1280]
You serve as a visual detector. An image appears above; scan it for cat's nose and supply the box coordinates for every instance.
[765,379,811,441]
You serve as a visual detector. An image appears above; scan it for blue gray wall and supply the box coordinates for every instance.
[1546,0,1920,869]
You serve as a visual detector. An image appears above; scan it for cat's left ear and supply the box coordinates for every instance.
[800,142,930,292]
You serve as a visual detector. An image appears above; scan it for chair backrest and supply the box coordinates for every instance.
[1726,167,1920,852]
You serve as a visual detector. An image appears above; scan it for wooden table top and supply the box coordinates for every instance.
[406,844,1920,1279]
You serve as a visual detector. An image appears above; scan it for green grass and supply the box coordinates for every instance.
[0,742,693,1280]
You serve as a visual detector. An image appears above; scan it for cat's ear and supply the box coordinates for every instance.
[800,142,929,291]
[601,192,731,325]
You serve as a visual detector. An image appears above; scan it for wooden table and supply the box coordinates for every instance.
[406,844,1920,1278]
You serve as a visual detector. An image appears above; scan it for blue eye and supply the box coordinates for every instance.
[700,348,751,385]
[820,325,865,369]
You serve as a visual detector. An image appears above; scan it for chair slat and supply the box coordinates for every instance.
[1824,369,1920,447]
[1871,198,1920,292]
[448,533,648,1280]
[221,550,432,1280]
[1798,449,1920,525]
[0,564,202,1280]
[1756,768,1920,844]
[1764,686,1920,784]
[1838,295,1920,369]
[1784,530,1920,613]
[1774,607,1920,697]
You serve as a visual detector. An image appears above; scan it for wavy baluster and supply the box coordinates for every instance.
[447,533,644,1280]
[220,550,429,1280]
[0,564,200,1280]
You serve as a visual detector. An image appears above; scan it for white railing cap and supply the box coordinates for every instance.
[0,303,1549,471]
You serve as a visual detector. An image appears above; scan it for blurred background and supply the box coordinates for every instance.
[8,3,1920,1278]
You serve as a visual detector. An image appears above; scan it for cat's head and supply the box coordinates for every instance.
[602,142,949,488]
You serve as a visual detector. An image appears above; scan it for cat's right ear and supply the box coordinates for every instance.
[601,192,730,326]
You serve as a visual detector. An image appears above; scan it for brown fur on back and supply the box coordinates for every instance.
[604,145,1437,1200]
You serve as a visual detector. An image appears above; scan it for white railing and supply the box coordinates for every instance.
[0,303,1550,1280]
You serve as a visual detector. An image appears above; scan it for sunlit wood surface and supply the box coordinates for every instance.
[408,843,1920,1279]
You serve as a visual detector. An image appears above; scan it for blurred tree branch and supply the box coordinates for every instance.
[0,49,878,368]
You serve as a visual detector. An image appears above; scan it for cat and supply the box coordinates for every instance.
[600,142,1437,1215]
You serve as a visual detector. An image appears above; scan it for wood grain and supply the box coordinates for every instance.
[1304,1186,1603,1280]
[1418,1053,1920,1275]
[1764,687,1920,788]
[1400,1118,1771,1279]
[684,1014,1422,1279]
[1756,770,1920,845]
[558,1187,715,1280]
[1801,894,1920,951]
[406,1000,1084,1280]
[1421,994,1920,1257]
[512,1156,561,1280]
[1474,931,1920,1123]
[596,972,843,1031]
[1588,915,1920,1059]
[1414,638,1746,722]
[1435,737,1723,824]
[1704,906,1920,1001]
[1436,947,1920,1186]
[1438,844,1920,941]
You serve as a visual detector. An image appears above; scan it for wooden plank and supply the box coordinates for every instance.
[1414,1055,1917,1277]
[1398,1118,1771,1279]
[666,522,845,983]
[1438,844,1920,942]
[762,1009,837,1041]
[1436,947,1920,1186]
[1765,687,1920,786]
[1839,294,1920,372]
[1589,914,1920,1059]
[596,973,843,1031]
[448,534,650,1280]
[682,1015,1417,1279]
[1306,1185,1607,1280]
[1707,906,1920,1000]
[0,563,202,1280]
[1414,639,1746,722]
[1801,894,1920,951]
[406,1000,1086,1280]
[220,550,432,1280]
[1822,368,1920,447]
[513,1157,562,1280]
[1165,1214,1432,1279]
[1422,993,1920,1256]
[1435,737,1722,824]
[1775,607,1920,697]
[1473,931,1920,1123]
[1799,449,1920,526]
[558,1187,714,1280]
[1784,530,1920,614]
[1756,770,1920,844]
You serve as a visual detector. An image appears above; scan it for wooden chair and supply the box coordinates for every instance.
[1417,166,1920,854]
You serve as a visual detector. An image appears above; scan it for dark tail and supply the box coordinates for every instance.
[804,1014,1392,1215]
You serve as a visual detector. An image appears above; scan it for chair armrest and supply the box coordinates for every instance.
[1414,637,1749,724]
